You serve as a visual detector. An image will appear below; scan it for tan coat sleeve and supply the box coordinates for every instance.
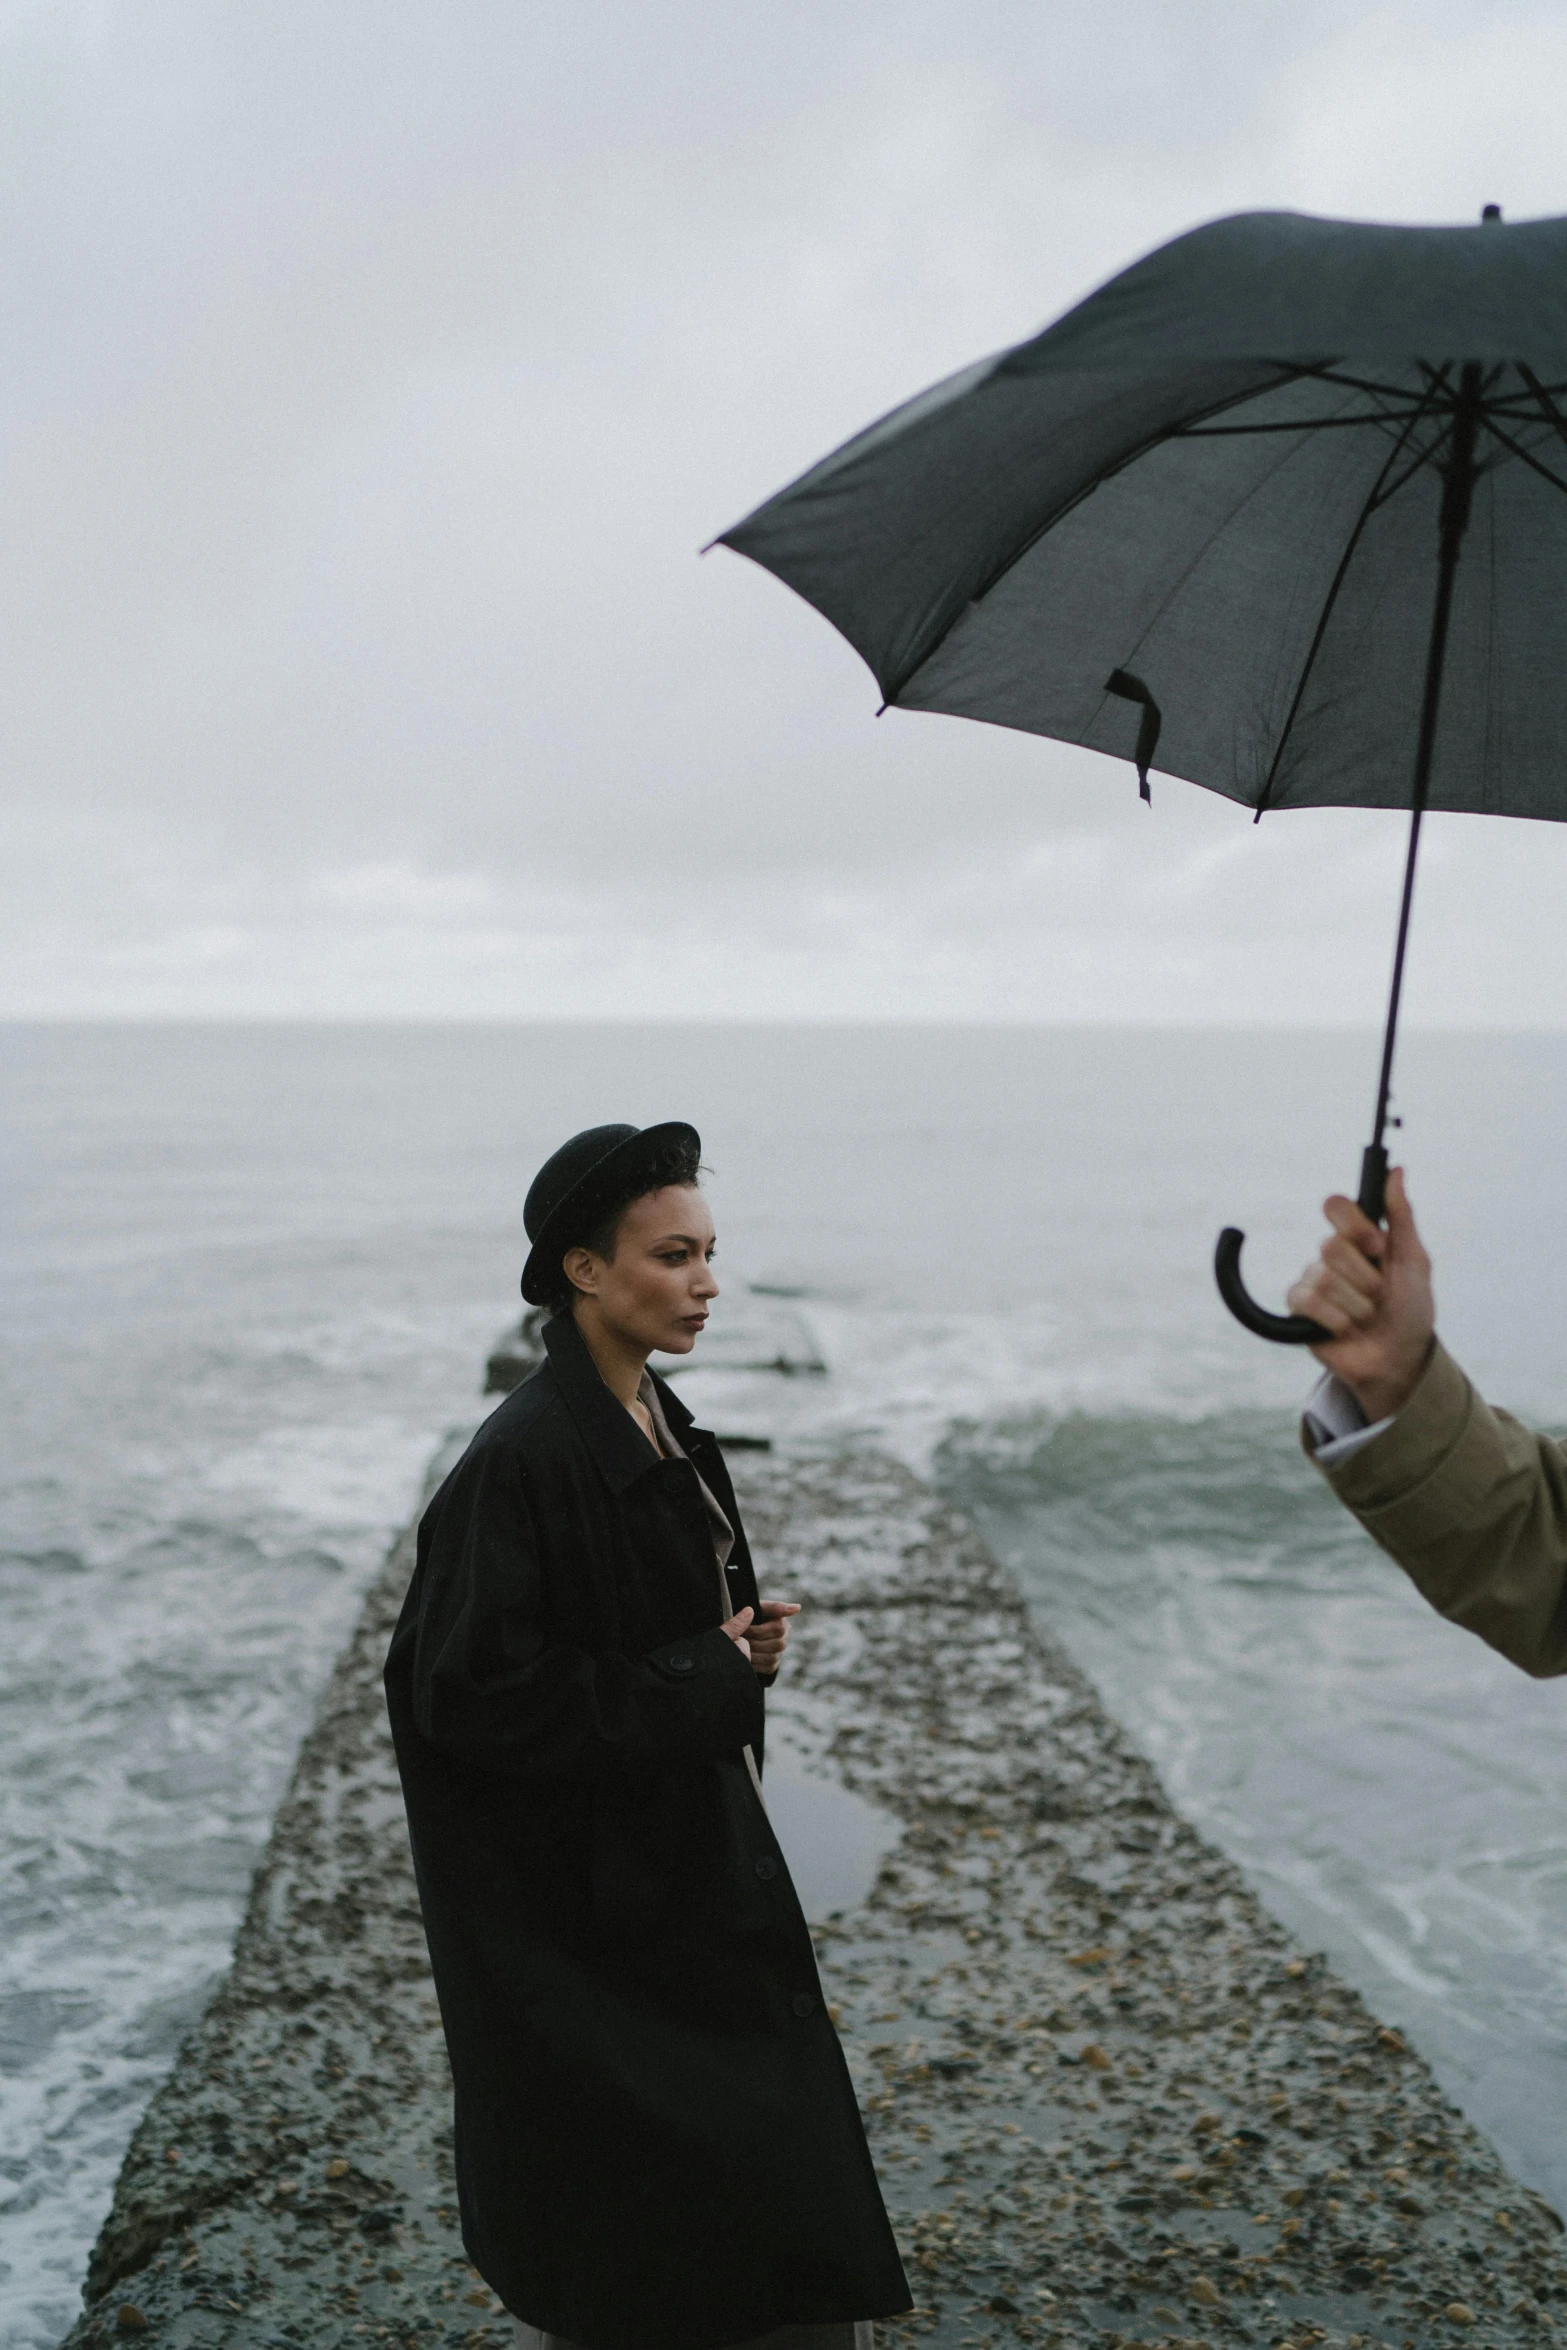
[1307,1338,1567,1678]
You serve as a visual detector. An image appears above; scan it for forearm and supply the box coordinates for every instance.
[1308,1340,1567,1677]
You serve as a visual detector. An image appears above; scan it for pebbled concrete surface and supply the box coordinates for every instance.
[61,1437,1567,2350]
[740,1450,1567,2350]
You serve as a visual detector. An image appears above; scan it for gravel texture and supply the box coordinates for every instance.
[60,1435,1567,2350]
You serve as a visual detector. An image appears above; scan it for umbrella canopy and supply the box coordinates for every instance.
[719,208,1567,823]
[718,207,1567,1341]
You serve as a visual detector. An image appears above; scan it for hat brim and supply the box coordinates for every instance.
[520,1120,702,1307]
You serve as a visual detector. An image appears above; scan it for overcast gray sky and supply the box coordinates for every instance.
[4,0,1567,1023]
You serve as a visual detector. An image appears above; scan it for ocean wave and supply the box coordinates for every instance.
[938,1402,1360,1565]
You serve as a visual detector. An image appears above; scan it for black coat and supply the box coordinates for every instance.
[384,1313,909,2350]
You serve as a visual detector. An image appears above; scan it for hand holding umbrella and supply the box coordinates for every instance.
[1287,1167,1436,1419]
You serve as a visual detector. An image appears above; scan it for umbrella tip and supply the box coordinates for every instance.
[1482,202,1503,224]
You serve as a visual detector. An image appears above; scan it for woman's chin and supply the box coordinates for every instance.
[657,1325,702,1356]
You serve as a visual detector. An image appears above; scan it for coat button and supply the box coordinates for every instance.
[667,1654,694,1673]
[791,1993,816,2018]
[754,1856,778,1881]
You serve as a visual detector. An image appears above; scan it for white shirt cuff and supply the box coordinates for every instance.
[1303,1370,1394,1465]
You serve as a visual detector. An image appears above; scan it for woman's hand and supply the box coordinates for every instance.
[722,1600,800,1676]
[745,1599,800,1677]
[1286,1165,1436,1421]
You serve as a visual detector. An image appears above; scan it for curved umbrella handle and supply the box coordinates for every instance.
[1214,1227,1331,1346]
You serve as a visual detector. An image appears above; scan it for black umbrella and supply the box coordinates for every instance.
[718,205,1567,1342]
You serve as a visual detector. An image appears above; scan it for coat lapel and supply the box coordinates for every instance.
[651,1368,756,1593]
[543,1313,661,1494]
[542,1314,732,1638]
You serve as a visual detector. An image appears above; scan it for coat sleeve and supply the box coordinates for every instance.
[405,1439,764,1781]
[1307,1337,1567,1677]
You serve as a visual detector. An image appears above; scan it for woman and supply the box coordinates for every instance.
[384,1121,910,2350]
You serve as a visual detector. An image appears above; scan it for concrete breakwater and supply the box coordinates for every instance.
[59,1374,1567,2349]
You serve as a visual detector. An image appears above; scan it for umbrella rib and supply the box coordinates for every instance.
[1367,429,1452,512]
[886,367,1303,702]
[1513,364,1567,467]
[1296,361,1439,406]
[1474,414,1567,500]
[1514,368,1567,411]
[1090,408,1393,770]
[1487,372,1567,421]
[1480,400,1567,425]
[1253,381,1451,818]
[1176,412,1430,436]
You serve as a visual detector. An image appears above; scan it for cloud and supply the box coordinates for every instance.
[4,0,1567,1018]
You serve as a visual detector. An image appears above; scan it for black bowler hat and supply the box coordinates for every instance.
[520,1120,702,1306]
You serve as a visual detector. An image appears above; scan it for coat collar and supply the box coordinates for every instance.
[648,1362,697,1437]
[542,1312,704,1494]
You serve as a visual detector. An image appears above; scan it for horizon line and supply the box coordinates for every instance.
[2,1012,1565,1036]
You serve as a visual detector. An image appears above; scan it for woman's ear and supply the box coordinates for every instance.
[561,1245,598,1298]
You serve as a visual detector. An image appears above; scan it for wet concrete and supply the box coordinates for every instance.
[59,1427,1567,2350]
[740,1448,1567,2350]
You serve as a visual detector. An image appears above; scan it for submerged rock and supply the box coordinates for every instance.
[58,1437,1567,2350]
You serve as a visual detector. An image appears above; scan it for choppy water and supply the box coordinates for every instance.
[5,1020,1567,2345]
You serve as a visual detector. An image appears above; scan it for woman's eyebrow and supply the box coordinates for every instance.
[652,1230,709,1248]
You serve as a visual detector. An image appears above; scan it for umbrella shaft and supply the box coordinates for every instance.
[1362,365,1483,1221]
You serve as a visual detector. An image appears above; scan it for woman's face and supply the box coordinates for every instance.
[566,1184,719,1356]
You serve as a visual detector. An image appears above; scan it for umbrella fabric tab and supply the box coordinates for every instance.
[1104,668,1161,802]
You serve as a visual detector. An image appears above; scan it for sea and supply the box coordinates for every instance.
[5,1019,1567,2347]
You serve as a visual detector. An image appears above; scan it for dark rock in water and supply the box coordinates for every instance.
[656,1292,825,1378]
[56,1436,1567,2349]
[483,1307,548,1394]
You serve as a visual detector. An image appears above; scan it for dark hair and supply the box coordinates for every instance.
[538,1130,705,1315]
